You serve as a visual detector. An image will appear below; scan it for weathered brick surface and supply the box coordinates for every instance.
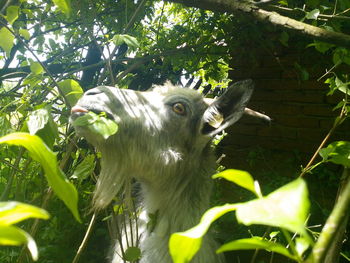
[222,37,349,161]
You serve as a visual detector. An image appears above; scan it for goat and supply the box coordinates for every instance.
[70,80,254,263]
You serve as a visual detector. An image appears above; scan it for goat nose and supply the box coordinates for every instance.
[85,88,102,96]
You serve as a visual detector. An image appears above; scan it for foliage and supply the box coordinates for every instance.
[0,0,349,262]
[170,170,311,263]
[0,201,49,261]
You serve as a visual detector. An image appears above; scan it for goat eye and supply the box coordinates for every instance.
[172,103,186,115]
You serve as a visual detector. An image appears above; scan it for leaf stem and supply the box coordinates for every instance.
[282,229,301,262]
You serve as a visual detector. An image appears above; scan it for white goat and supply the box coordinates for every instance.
[71,80,254,263]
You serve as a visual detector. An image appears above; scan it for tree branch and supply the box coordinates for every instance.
[166,0,350,48]
[306,168,350,263]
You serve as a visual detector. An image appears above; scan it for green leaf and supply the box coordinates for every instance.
[319,141,350,167]
[0,201,49,225]
[279,31,289,47]
[19,28,30,40]
[236,178,310,238]
[22,74,42,88]
[305,9,320,20]
[295,236,310,257]
[0,225,38,261]
[26,108,59,149]
[0,133,81,222]
[52,0,71,17]
[0,116,12,137]
[58,79,83,107]
[334,77,350,95]
[217,237,297,260]
[333,48,350,66]
[0,27,15,56]
[123,246,141,261]
[71,155,95,182]
[213,169,258,196]
[169,204,237,263]
[27,109,50,135]
[30,62,44,75]
[73,112,118,140]
[112,34,139,49]
[5,6,19,25]
[308,41,334,54]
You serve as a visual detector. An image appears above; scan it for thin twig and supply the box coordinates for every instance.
[72,212,97,263]
[300,99,347,177]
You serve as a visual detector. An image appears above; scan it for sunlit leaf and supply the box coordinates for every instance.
[26,108,59,149]
[0,133,81,222]
[169,204,237,263]
[217,237,297,260]
[58,79,83,107]
[0,225,38,261]
[19,28,30,40]
[52,0,71,17]
[295,236,310,257]
[212,169,258,196]
[27,109,49,135]
[305,9,320,20]
[73,112,118,140]
[5,6,19,25]
[236,178,310,238]
[30,61,44,75]
[0,27,15,56]
[319,141,350,167]
[0,201,49,225]
[112,34,139,49]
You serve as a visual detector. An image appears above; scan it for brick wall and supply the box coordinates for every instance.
[220,39,350,172]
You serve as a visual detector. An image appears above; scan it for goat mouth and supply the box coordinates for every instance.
[71,106,114,120]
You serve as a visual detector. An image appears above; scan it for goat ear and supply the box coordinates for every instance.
[202,79,254,136]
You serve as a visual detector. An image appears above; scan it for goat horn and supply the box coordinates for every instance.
[244,108,271,123]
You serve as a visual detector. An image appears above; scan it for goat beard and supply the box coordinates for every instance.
[92,148,133,211]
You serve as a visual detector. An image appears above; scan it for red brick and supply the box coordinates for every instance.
[252,90,325,103]
[297,129,329,142]
[250,102,301,115]
[256,125,297,139]
[302,104,339,117]
[275,115,320,128]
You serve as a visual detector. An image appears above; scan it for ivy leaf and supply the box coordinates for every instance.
[0,133,81,222]
[0,27,15,56]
